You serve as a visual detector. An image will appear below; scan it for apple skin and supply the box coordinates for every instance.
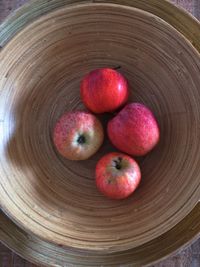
[107,103,160,156]
[80,68,129,113]
[53,111,104,160]
[96,152,141,200]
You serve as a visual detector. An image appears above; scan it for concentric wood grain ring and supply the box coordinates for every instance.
[1,205,200,266]
[1,2,200,253]
[1,0,200,52]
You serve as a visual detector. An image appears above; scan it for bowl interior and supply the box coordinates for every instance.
[1,3,200,252]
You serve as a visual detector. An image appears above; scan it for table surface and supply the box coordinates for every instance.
[0,0,200,266]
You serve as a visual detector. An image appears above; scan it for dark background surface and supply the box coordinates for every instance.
[0,0,200,266]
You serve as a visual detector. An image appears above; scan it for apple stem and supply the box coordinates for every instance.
[113,65,121,70]
[113,157,122,170]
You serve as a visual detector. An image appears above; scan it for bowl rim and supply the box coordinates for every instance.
[1,0,200,50]
[0,0,200,265]
[0,204,200,267]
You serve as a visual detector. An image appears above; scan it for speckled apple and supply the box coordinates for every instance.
[53,111,104,160]
[107,103,160,156]
[96,152,141,200]
[80,68,129,113]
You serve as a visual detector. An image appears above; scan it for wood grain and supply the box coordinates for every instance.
[0,0,200,266]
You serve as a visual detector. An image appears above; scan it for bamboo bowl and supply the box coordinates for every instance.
[1,205,200,267]
[1,2,200,253]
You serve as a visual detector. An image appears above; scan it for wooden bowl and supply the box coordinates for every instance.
[1,0,200,254]
[1,205,200,267]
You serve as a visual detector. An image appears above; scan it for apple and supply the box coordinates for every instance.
[80,68,129,113]
[107,103,160,156]
[96,152,141,199]
[53,111,104,160]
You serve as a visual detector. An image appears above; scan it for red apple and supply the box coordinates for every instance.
[80,68,128,113]
[53,111,104,160]
[108,103,160,156]
[96,152,141,200]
